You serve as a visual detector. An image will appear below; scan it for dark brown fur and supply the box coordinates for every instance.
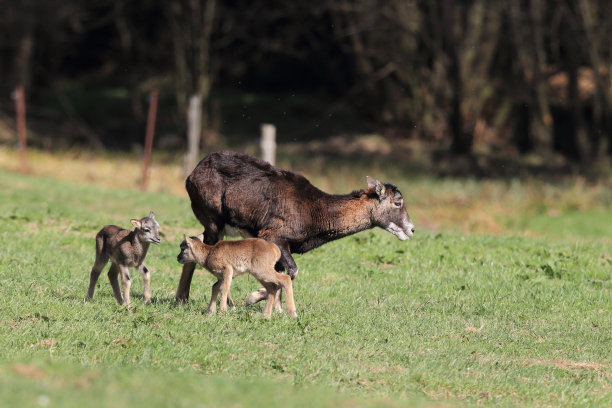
[175,151,414,303]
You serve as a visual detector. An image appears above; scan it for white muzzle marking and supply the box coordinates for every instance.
[386,222,413,241]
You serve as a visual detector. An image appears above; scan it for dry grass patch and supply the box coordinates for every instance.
[11,363,47,380]
[0,147,187,196]
[524,358,609,372]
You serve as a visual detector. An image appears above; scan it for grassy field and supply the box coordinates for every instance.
[1,150,612,407]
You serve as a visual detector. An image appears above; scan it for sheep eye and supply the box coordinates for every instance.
[143,228,150,232]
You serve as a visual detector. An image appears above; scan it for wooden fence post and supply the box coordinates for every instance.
[141,89,159,190]
[183,95,202,178]
[260,123,276,165]
[14,86,28,173]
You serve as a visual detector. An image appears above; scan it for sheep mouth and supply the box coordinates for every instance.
[385,222,413,241]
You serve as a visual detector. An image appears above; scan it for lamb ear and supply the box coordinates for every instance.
[366,176,385,200]
[184,234,193,248]
[196,233,204,242]
[148,211,155,219]
[131,219,142,229]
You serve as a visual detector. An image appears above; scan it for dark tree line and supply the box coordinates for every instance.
[1,0,611,164]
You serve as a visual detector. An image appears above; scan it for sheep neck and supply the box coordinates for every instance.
[191,240,212,265]
[318,192,376,240]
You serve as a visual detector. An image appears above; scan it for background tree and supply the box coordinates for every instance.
[0,0,611,170]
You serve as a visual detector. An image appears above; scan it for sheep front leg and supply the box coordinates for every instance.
[139,264,152,304]
[275,241,299,279]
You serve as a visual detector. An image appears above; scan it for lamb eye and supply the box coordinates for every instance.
[393,202,402,208]
[144,228,150,232]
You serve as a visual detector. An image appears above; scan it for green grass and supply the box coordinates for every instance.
[1,169,612,407]
[505,208,612,240]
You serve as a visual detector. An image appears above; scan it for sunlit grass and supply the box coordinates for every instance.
[1,168,612,407]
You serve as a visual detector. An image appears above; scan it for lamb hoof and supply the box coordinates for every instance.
[245,288,268,306]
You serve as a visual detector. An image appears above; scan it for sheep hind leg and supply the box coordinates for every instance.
[219,265,233,313]
[262,284,278,318]
[226,292,235,308]
[207,280,221,314]
[244,285,283,310]
[86,253,108,301]
[274,273,297,318]
[274,288,283,313]
[245,288,268,307]
[107,263,124,305]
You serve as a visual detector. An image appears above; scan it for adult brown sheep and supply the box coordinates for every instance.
[175,151,415,304]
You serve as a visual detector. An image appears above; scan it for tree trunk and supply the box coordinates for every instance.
[578,0,609,162]
[168,2,189,122]
[168,0,218,151]
[196,0,216,147]
[14,6,34,89]
[528,0,553,155]
[443,0,473,155]
[508,0,553,156]
[568,63,590,163]
[184,95,202,177]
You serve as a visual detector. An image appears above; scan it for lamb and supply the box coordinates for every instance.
[175,151,414,305]
[176,235,297,318]
[85,212,161,305]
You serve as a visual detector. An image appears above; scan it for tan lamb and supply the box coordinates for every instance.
[177,235,297,318]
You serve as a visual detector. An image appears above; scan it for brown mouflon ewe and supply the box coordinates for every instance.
[177,235,297,318]
[85,212,161,305]
[176,151,414,306]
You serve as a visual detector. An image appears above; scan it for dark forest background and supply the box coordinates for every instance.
[1,0,612,172]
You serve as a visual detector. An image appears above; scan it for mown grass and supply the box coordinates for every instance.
[1,157,612,407]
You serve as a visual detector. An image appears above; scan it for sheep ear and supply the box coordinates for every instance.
[366,176,385,200]
[197,233,204,242]
[131,219,142,229]
[366,176,376,188]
